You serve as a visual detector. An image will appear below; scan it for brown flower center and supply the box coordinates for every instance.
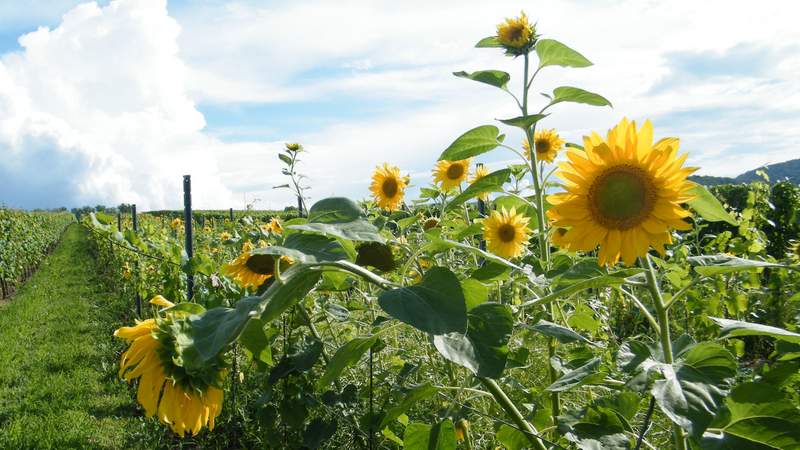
[535,139,550,154]
[588,164,656,230]
[382,177,399,198]
[498,223,517,242]
[446,163,465,180]
[245,254,276,275]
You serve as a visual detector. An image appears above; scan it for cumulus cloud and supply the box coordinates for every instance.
[0,0,236,209]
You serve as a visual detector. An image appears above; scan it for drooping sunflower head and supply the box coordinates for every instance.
[483,207,531,259]
[114,315,227,437]
[496,12,536,53]
[170,218,182,230]
[370,163,408,211]
[547,118,698,266]
[433,159,471,191]
[470,164,491,201]
[523,129,565,163]
[223,248,292,289]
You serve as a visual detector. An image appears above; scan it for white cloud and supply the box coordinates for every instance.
[0,0,236,209]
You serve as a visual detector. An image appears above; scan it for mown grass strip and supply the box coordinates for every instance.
[0,224,141,449]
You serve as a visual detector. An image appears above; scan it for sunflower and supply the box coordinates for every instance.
[433,159,470,191]
[219,231,232,241]
[266,217,283,234]
[170,218,182,230]
[547,118,697,266]
[223,247,291,289]
[496,12,535,51]
[523,129,564,163]
[483,207,531,259]
[470,164,491,201]
[115,317,225,437]
[149,295,175,308]
[370,163,408,211]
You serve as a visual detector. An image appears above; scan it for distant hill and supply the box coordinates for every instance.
[690,158,800,186]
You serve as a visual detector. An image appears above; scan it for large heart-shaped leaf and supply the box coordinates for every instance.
[698,382,800,450]
[558,405,631,450]
[251,233,349,263]
[547,357,604,392]
[433,303,513,378]
[686,182,738,226]
[536,39,593,69]
[289,197,385,243]
[378,267,467,335]
[652,343,737,437]
[438,125,502,161]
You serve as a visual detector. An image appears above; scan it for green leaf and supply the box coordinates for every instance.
[652,342,737,437]
[317,334,380,389]
[688,254,782,276]
[279,153,292,165]
[240,318,272,365]
[183,297,261,369]
[461,278,489,311]
[536,39,593,69]
[433,303,513,378]
[289,197,385,243]
[471,261,511,282]
[547,357,603,392]
[525,320,597,346]
[547,86,612,108]
[379,383,439,429]
[496,424,529,450]
[687,182,738,225]
[558,404,631,450]
[445,169,511,212]
[453,70,510,90]
[303,418,338,449]
[268,336,323,384]
[699,382,800,450]
[710,317,800,344]
[497,114,548,130]
[404,420,457,450]
[438,126,502,161]
[378,267,468,335]
[475,36,502,48]
[259,266,323,323]
[251,233,349,263]
[524,270,638,307]
[423,237,521,271]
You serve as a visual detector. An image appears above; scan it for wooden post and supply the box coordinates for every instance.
[183,175,194,300]
[132,204,142,317]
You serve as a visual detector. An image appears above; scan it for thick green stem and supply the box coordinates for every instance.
[522,49,559,426]
[480,377,548,450]
[641,255,687,450]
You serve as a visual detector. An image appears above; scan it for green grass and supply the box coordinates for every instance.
[0,224,143,449]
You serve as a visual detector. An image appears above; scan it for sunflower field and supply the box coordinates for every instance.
[0,208,74,298]
[74,12,800,450]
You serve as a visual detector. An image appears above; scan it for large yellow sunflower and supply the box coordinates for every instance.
[496,12,535,50]
[370,163,408,211]
[470,164,490,201]
[483,207,531,259]
[523,129,565,163]
[547,118,697,266]
[266,217,283,234]
[433,159,471,191]
[223,247,291,289]
[115,318,224,437]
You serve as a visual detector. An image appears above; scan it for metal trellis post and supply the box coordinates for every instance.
[183,175,194,300]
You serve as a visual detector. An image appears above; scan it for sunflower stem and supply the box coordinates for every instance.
[479,377,548,450]
[641,254,687,450]
[522,48,560,429]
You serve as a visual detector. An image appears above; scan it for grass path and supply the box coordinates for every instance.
[0,224,142,449]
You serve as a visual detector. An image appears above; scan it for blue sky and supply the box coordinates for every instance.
[0,0,798,210]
